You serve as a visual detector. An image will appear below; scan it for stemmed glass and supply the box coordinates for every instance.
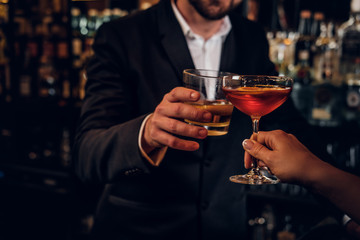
[222,75,293,184]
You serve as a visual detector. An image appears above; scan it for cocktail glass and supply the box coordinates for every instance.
[222,75,293,184]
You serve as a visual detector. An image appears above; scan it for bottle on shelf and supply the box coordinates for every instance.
[112,8,128,20]
[339,0,360,123]
[290,47,314,122]
[289,10,314,121]
[87,9,99,38]
[71,7,82,37]
[313,21,340,85]
[310,12,325,66]
[311,12,325,44]
[71,7,83,69]
[101,8,112,24]
[295,10,313,67]
[345,78,360,121]
[268,31,297,77]
[310,21,343,127]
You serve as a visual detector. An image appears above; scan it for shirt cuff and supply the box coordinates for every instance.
[138,114,168,166]
[343,214,352,226]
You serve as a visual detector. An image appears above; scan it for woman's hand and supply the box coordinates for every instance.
[243,130,322,184]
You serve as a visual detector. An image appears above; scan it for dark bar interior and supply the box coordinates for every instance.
[0,0,359,239]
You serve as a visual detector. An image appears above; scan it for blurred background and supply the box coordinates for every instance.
[0,0,359,239]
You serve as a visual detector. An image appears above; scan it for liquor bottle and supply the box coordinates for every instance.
[310,21,343,127]
[70,7,87,102]
[102,9,112,24]
[311,12,325,42]
[339,0,360,122]
[313,22,339,84]
[291,49,313,121]
[87,9,98,38]
[112,8,128,20]
[269,31,297,77]
[295,10,313,67]
[339,0,360,80]
[345,77,360,121]
[52,13,69,67]
[79,9,89,37]
[71,7,83,70]
[310,12,325,65]
[71,7,82,37]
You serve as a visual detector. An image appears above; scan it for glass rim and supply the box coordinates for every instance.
[183,69,236,78]
[223,74,293,81]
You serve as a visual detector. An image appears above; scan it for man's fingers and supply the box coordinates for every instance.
[151,130,200,151]
[155,102,212,122]
[153,116,208,139]
[165,87,200,103]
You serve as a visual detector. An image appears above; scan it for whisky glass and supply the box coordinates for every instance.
[183,69,234,136]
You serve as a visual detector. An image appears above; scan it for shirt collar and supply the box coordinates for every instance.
[171,0,232,40]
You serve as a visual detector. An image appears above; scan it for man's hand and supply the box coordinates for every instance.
[141,87,212,153]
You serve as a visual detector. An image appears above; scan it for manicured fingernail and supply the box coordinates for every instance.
[203,112,212,120]
[199,129,207,137]
[190,92,198,99]
[242,139,254,150]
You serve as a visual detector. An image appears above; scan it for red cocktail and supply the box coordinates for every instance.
[222,86,291,118]
[222,75,293,184]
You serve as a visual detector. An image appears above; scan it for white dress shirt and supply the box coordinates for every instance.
[171,0,232,71]
[138,0,232,166]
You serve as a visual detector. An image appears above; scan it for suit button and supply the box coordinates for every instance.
[124,168,143,176]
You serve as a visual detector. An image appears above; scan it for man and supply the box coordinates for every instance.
[73,0,326,239]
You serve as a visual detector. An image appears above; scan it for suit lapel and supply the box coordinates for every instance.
[220,14,246,74]
[219,29,237,72]
[157,0,195,82]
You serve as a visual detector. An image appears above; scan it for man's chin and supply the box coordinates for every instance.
[202,11,228,20]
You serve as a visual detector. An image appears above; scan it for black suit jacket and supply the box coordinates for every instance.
[73,1,326,239]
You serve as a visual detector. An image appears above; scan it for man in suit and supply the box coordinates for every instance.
[73,0,328,239]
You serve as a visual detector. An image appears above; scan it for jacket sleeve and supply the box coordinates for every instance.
[72,21,153,184]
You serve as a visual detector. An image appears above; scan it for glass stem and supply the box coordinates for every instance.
[251,117,260,169]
